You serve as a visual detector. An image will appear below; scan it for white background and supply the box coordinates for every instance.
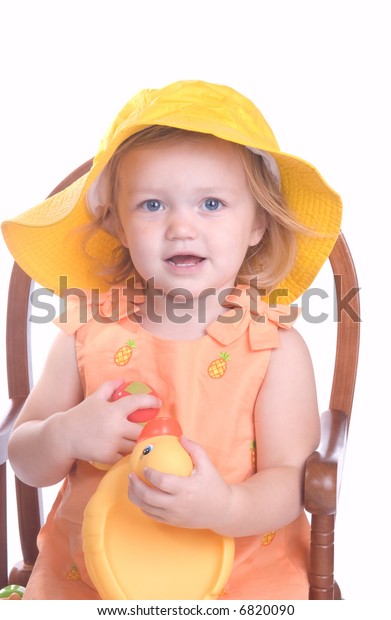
[1,0,390,601]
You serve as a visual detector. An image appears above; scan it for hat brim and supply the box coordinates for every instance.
[2,174,119,294]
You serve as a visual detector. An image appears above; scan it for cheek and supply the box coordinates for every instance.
[126,237,158,279]
[117,219,146,251]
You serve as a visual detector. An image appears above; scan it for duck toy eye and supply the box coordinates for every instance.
[142,444,154,456]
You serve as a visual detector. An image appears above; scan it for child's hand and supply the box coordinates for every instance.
[65,380,162,466]
[127,436,233,532]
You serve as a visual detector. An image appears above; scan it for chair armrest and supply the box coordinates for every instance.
[0,398,27,465]
[304,409,348,516]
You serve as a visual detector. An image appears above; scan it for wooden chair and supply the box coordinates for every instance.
[0,161,360,599]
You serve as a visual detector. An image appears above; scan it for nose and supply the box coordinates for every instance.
[165,207,198,241]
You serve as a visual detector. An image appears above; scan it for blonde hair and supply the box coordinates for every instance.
[84,125,310,292]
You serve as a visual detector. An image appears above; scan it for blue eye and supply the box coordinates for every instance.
[203,198,221,211]
[144,200,163,212]
[142,444,154,456]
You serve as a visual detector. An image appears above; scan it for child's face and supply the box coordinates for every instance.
[115,135,265,300]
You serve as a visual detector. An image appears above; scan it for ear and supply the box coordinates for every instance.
[249,209,267,247]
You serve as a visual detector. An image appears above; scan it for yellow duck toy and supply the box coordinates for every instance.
[82,416,234,600]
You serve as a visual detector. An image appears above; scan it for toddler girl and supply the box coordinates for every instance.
[1,80,342,599]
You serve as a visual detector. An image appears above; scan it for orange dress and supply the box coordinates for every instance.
[23,285,310,600]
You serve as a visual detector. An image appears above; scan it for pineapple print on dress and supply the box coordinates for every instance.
[261,532,276,546]
[250,440,257,471]
[208,352,231,379]
[66,564,81,581]
[114,339,136,367]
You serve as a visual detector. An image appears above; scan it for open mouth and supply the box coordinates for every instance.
[165,255,206,267]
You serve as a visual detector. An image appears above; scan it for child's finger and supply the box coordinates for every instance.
[112,393,162,417]
[179,436,207,470]
[91,379,125,401]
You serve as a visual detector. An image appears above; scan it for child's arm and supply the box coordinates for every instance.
[128,327,320,537]
[8,331,161,488]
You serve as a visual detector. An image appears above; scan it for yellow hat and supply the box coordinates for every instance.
[1,80,342,301]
